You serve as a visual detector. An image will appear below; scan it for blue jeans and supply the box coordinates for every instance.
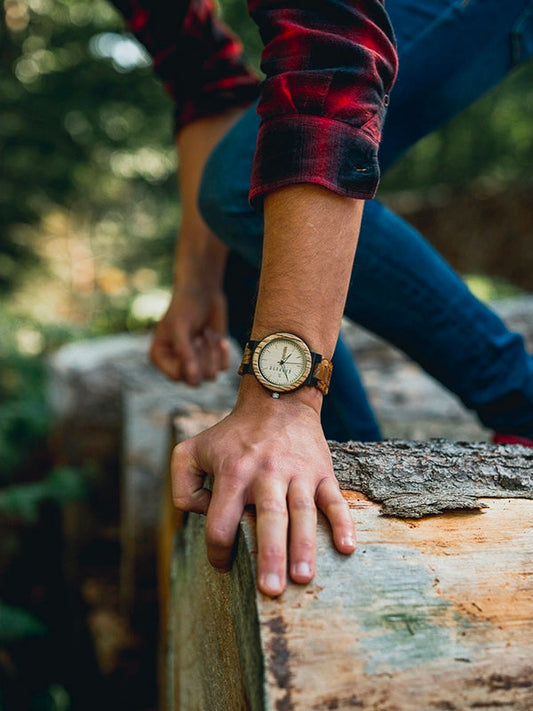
[200,0,533,441]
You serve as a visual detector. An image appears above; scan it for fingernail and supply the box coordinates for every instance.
[263,573,281,593]
[293,562,311,579]
[341,535,356,549]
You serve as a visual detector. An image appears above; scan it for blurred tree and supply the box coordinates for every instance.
[1,0,178,299]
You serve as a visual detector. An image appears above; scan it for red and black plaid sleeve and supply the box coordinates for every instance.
[111,0,260,132]
[111,0,397,208]
[248,0,398,208]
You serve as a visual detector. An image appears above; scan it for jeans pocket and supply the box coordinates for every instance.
[511,2,533,65]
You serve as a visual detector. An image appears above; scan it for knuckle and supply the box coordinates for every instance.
[218,464,248,491]
[316,475,340,499]
[294,537,314,555]
[206,526,235,550]
[171,441,190,468]
[222,455,249,478]
[260,545,284,565]
[260,453,282,472]
[290,496,315,512]
[257,497,287,516]
[325,500,349,519]
[172,494,192,511]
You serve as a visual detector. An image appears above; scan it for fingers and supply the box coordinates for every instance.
[287,480,317,584]
[316,478,356,554]
[197,329,226,381]
[205,474,247,571]
[149,319,199,383]
[254,479,289,596]
[171,440,211,515]
[173,327,202,385]
[149,326,182,381]
[150,324,229,385]
[188,330,231,382]
[257,477,353,593]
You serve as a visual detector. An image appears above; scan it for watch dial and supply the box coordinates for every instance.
[258,337,307,386]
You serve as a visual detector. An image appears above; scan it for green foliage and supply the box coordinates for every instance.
[0,352,50,483]
[0,467,87,523]
[0,602,48,643]
[464,274,524,304]
[0,310,58,482]
[1,0,178,295]
[0,312,87,709]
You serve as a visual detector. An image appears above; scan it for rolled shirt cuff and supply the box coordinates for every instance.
[249,112,383,211]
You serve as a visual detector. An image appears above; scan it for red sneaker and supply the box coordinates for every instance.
[492,433,533,447]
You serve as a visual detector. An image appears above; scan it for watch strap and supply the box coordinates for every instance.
[237,340,258,376]
[238,338,332,395]
[309,354,333,395]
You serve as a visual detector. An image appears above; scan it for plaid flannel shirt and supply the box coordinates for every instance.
[111,0,398,208]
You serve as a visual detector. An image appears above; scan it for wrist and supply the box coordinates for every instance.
[174,233,228,289]
[237,371,324,418]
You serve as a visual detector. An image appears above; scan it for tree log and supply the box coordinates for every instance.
[168,441,533,711]
[331,439,533,517]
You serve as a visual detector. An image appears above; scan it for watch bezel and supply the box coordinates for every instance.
[251,332,313,393]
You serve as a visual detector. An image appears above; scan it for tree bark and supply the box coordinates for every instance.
[330,439,533,517]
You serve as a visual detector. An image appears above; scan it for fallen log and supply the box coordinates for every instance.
[167,440,533,711]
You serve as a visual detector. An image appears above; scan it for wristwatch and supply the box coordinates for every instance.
[238,332,333,397]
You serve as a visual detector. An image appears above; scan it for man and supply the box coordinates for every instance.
[113,0,533,597]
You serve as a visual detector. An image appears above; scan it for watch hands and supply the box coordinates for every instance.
[279,350,293,366]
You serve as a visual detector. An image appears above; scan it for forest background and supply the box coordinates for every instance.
[1,0,532,709]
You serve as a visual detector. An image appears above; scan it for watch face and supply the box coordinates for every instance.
[253,334,312,392]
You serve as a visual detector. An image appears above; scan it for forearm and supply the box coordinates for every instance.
[235,183,364,419]
[252,185,363,365]
[174,109,246,286]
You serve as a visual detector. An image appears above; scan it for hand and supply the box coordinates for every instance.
[150,280,231,385]
[171,379,356,596]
